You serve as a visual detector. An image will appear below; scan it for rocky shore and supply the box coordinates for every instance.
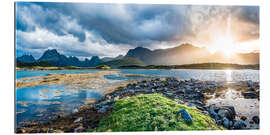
[16,77,259,133]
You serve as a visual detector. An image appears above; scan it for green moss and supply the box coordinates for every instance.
[97,94,222,132]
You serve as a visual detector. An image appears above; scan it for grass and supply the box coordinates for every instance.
[96,94,222,132]
[97,58,145,68]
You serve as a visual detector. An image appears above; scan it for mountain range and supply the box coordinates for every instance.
[17,49,105,67]
[16,44,259,67]
[124,44,259,65]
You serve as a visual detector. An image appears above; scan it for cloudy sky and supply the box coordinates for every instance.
[16,2,259,59]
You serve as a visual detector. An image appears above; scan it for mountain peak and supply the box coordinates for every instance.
[38,49,61,62]
[17,54,36,63]
[88,56,103,65]
[44,49,59,55]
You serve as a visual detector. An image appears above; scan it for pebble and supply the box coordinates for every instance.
[74,117,83,123]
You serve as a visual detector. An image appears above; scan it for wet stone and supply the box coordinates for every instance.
[252,116,260,124]
[233,120,247,129]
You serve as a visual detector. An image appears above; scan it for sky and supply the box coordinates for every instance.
[15,2,259,59]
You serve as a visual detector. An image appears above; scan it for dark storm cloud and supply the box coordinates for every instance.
[17,3,193,46]
[233,6,259,24]
[15,2,259,58]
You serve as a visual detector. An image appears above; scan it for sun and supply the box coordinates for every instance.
[211,35,236,58]
[209,16,236,58]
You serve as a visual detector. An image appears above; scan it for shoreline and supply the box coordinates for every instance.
[16,75,260,133]
[16,67,259,71]
[16,63,259,71]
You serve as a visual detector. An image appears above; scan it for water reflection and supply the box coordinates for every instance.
[225,69,232,82]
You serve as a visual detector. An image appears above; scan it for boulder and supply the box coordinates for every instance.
[222,117,231,129]
[218,106,236,120]
[252,116,260,124]
[242,91,259,99]
[179,109,193,124]
[233,120,247,129]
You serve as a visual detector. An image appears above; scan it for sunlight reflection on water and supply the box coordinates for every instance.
[225,69,232,82]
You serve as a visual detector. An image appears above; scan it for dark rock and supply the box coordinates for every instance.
[216,120,222,126]
[179,109,193,124]
[184,89,196,95]
[163,92,173,98]
[196,105,205,111]
[98,105,109,113]
[222,117,231,129]
[233,120,247,129]
[242,91,259,99]
[252,116,260,124]
[240,116,247,121]
[219,106,236,120]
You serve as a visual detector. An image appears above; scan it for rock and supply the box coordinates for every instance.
[98,105,109,113]
[100,100,112,106]
[222,117,231,129]
[74,117,83,123]
[72,108,79,113]
[209,105,218,115]
[240,116,247,121]
[196,105,205,111]
[252,116,260,124]
[122,96,130,99]
[233,120,247,129]
[201,111,209,116]
[74,126,85,132]
[178,100,185,104]
[216,120,222,126]
[179,109,193,124]
[135,85,140,89]
[218,106,236,120]
[114,96,120,100]
[242,91,259,99]
[163,92,173,98]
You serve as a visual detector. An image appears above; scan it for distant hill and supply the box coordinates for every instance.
[97,58,145,68]
[16,60,52,67]
[101,55,124,62]
[119,63,259,70]
[17,55,36,63]
[124,44,259,65]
